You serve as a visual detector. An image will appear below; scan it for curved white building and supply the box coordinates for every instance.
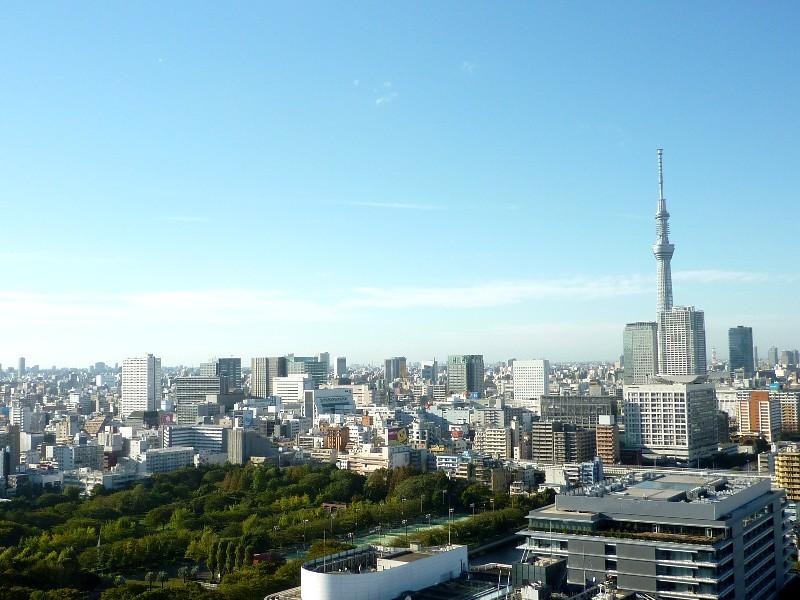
[300,544,468,600]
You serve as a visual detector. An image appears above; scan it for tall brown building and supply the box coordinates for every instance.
[595,415,620,465]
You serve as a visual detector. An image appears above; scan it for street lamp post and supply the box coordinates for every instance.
[420,494,424,515]
[470,503,475,518]
[402,519,408,546]
[448,508,454,547]
[401,497,406,518]
[426,513,431,529]
[490,498,495,512]
[330,512,335,535]
[303,519,309,549]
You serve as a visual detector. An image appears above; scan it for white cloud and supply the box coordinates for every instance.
[375,91,398,106]
[0,289,337,330]
[353,79,360,87]
[2,267,795,364]
[0,269,777,331]
[673,270,771,283]
[345,275,651,310]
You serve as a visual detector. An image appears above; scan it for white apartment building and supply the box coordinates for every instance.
[141,446,194,474]
[473,427,512,459]
[623,376,717,461]
[435,454,461,472]
[512,359,549,413]
[121,354,161,419]
[162,425,227,453]
[45,442,104,470]
[9,402,31,432]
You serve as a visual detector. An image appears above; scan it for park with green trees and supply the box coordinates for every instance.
[0,462,553,599]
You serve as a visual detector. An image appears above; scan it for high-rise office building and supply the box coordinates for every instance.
[250,356,287,398]
[658,307,707,376]
[421,360,438,383]
[768,346,779,367]
[286,355,327,388]
[623,376,717,461]
[121,354,162,419]
[17,357,25,376]
[175,376,223,425]
[316,352,330,374]
[512,359,549,412]
[623,322,658,384]
[780,350,798,367]
[384,357,408,383]
[447,355,485,398]
[728,325,754,377]
[199,357,241,392]
[250,357,269,398]
[334,356,347,378]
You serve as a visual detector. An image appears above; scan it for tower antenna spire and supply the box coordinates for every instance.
[653,147,674,313]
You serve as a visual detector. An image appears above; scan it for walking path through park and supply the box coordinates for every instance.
[284,511,473,559]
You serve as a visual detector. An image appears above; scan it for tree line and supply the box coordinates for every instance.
[0,461,553,599]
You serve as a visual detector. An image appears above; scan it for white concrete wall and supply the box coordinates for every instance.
[300,546,468,600]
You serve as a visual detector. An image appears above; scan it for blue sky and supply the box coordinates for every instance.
[0,2,798,367]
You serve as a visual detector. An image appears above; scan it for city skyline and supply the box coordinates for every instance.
[1,3,799,365]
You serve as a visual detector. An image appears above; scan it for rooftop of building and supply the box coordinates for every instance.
[395,573,509,600]
[525,469,779,537]
[302,544,465,575]
[564,470,763,505]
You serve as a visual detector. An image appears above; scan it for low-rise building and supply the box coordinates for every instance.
[300,545,468,600]
[140,446,194,474]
